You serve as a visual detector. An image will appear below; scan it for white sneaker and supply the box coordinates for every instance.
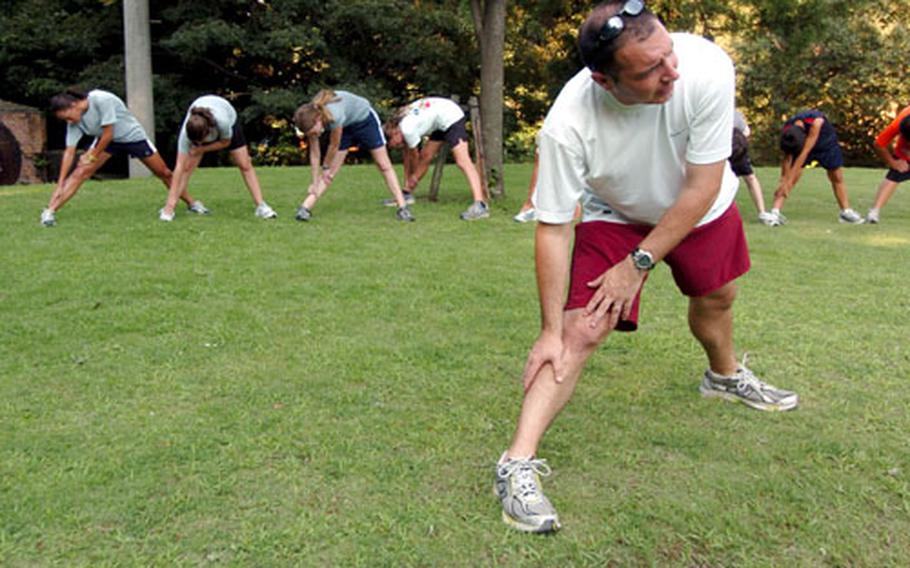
[770,209,787,225]
[188,201,210,215]
[40,208,56,227]
[513,208,537,223]
[255,202,278,219]
[758,211,780,226]
[866,209,880,224]
[838,208,864,224]
[158,208,175,222]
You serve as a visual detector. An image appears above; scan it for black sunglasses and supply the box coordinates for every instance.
[596,0,646,47]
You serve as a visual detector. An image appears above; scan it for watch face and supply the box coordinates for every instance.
[633,250,653,270]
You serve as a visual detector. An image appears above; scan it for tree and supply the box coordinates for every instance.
[470,0,506,198]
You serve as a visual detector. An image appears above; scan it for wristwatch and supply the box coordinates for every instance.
[630,247,656,272]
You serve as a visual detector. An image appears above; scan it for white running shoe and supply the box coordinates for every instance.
[513,208,538,223]
[187,201,210,215]
[40,208,56,227]
[158,208,175,222]
[758,211,780,226]
[838,208,864,224]
[255,202,278,219]
[866,209,880,224]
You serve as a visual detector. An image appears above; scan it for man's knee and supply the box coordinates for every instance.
[563,313,612,354]
[696,284,737,311]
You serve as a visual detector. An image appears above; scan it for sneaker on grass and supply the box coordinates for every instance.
[187,200,210,215]
[396,206,415,222]
[459,200,490,221]
[758,211,779,226]
[158,208,175,222]
[255,202,278,219]
[494,455,561,534]
[838,208,864,224]
[699,360,798,412]
[513,208,538,223]
[40,208,56,227]
[295,205,312,222]
[865,209,880,224]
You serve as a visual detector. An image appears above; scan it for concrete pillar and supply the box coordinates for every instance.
[123,0,154,178]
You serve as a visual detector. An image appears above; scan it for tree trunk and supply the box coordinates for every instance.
[123,0,154,178]
[470,0,506,198]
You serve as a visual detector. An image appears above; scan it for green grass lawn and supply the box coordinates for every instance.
[1,163,908,566]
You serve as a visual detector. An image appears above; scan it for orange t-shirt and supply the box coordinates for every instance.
[875,105,910,161]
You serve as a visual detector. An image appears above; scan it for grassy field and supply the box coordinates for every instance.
[1,163,908,566]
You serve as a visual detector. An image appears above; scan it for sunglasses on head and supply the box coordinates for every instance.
[596,0,646,47]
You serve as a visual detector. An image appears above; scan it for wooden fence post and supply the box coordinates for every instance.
[468,96,490,201]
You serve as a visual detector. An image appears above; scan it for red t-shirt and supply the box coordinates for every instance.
[875,106,910,161]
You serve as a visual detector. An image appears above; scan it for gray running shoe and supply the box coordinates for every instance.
[494,456,561,533]
[396,206,415,222]
[383,192,415,207]
[459,201,490,221]
[838,208,864,224]
[295,205,312,222]
[699,359,798,412]
[40,208,56,227]
[188,200,211,215]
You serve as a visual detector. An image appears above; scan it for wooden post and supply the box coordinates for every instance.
[468,96,489,201]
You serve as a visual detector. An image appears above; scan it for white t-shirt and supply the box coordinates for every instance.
[399,97,465,148]
[534,33,738,227]
[65,90,148,147]
[177,95,237,154]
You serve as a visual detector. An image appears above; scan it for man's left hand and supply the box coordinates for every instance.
[584,256,645,330]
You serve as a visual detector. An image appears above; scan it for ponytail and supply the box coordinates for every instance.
[186,106,217,143]
[49,87,88,113]
[293,89,339,133]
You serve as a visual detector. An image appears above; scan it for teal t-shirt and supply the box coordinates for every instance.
[177,95,237,154]
[325,91,372,130]
[65,90,148,147]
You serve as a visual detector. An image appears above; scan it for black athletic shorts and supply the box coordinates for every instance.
[429,117,469,148]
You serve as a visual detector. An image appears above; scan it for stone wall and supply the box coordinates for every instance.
[0,101,47,184]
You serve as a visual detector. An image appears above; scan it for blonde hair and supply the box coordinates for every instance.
[293,89,340,133]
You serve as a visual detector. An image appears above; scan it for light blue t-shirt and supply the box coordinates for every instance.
[65,90,148,147]
[177,95,237,154]
[325,91,373,130]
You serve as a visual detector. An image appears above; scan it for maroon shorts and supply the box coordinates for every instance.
[565,204,751,332]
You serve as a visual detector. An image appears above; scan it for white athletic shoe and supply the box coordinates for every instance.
[188,201,210,215]
[40,208,56,227]
[158,208,175,222]
[513,208,538,223]
[838,208,864,224]
[758,211,780,226]
[866,209,880,224]
[255,202,278,219]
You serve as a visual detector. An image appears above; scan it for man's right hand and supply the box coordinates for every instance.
[522,331,564,393]
[894,159,909,173]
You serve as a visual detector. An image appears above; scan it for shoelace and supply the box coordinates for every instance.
[498,458,552,499]
[735,355,774,399]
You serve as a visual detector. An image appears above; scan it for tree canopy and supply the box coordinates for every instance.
[1,0,908,166]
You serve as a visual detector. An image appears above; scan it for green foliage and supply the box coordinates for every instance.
[1,1,909,167]
[1,166,909,564]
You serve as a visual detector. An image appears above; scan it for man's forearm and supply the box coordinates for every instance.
[535,223,573,335]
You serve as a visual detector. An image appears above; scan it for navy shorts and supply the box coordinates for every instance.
[339,109,386,151]
[429,117,470,148]
[729,151,754,177]
[885,168,910,183]
[806,141,844,170]
[100,139,157,159]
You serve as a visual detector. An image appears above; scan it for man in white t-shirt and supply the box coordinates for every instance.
[493,1,799,534]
